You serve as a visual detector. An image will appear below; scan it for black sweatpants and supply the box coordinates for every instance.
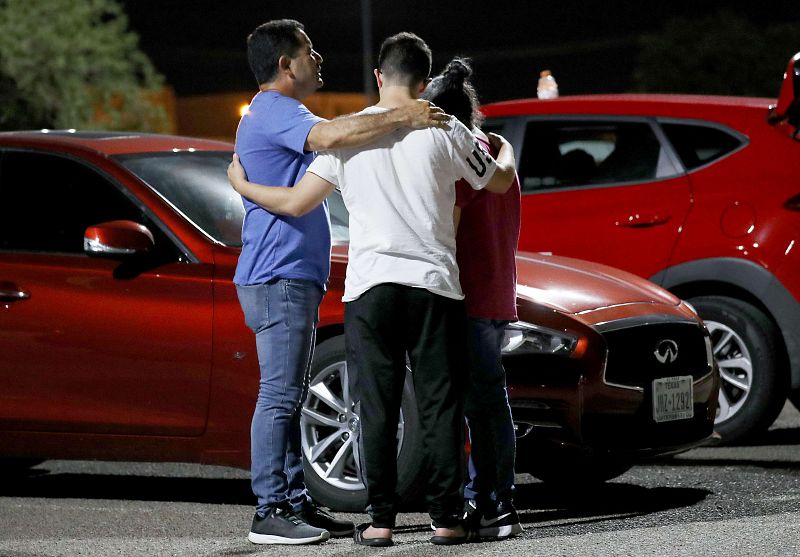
[344,283,466,529]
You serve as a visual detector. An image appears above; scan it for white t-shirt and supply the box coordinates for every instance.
[308,106,498,302]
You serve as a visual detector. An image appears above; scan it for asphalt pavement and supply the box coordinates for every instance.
[1,404,799,557]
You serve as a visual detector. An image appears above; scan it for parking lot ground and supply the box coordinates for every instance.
[1,403,798,556]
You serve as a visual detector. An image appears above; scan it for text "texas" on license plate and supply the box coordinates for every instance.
[652,375,694,423]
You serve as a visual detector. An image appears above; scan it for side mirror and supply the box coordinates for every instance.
[84,220,154,258]
[767,51,800,138]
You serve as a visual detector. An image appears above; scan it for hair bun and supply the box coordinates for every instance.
[442,57,473,86]
[421,56,482,129]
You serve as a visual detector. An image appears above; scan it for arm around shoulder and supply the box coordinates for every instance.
[484,132,516,194]
[304,100,448,151]
[227,154,334,217]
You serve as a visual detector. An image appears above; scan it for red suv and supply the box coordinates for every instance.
[482,53,800,443]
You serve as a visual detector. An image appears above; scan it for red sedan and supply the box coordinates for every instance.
[0,130,717,510]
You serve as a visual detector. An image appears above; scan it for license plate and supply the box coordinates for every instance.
[652,376,694,423]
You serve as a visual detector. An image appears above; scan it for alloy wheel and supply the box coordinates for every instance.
[301,360,406,491]
[706,320,753,423]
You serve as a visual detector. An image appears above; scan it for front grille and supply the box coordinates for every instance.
[602,322,711,389]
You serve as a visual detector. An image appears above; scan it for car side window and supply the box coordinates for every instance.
[660,123,744,171]
[0,151,175,258]
[517,120,679,192]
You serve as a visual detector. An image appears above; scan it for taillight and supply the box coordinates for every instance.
[786,193,800,211]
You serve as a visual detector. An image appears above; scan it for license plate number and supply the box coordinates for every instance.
[652,376,694,423]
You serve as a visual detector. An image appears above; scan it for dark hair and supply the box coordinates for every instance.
[421,57,483,129]
[247,19,305,85]
[377,32,432,87]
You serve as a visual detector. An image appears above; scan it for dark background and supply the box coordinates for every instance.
[122,0,798,102]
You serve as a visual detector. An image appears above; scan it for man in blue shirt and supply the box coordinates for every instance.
[234,19,447,546]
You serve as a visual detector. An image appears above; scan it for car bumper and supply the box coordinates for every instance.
[505,351,720,463]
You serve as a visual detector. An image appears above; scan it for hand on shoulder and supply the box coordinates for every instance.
[403,99,451,130]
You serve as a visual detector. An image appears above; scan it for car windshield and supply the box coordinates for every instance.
[115,151,351,247]
[116,151,244,246]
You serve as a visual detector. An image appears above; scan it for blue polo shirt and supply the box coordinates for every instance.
[233,91,330,288]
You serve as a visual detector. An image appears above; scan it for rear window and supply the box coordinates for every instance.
[660,123,745,171]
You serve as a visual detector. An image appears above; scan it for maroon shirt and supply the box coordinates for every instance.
[455,132,521,320]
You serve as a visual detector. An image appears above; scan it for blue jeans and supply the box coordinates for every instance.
[236,279,324,515]
[463,318,516,507]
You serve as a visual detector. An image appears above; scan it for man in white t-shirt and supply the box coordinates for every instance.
[228,32,516,546]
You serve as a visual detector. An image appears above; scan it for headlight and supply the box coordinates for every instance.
[501,321,578,356]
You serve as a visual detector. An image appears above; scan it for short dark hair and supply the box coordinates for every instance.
[422,57,484,129]
[247,19,305,85]
[377,32,432,87]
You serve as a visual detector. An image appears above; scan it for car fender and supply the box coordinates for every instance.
[651,257,800,389]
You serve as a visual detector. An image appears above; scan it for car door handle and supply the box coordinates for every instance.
[616,213,671,228]
[0,286,30,302]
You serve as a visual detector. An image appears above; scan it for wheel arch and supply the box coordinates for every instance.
[650,257,799,389]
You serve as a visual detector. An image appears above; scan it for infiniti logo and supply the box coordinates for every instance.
[654,339,679,364]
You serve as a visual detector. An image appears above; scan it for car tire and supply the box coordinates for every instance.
[526,452,633,485]
[301,336,425,512]
[689,296,787,444]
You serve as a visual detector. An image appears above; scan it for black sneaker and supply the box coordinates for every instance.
[296,501,355,538]
[248,508,330,545]
[477,501,522,539]
[462,499,483,532]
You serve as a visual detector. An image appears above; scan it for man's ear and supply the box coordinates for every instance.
[373,68,383,88]
[278,54,293,77]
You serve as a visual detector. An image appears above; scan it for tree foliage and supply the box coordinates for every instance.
[0,0,167,131]
[634,10,799,97]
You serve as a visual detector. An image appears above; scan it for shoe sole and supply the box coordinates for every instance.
[478,523,522,539]
[248,531,330,545]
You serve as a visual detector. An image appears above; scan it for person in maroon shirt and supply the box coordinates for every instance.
[422,57,523,540]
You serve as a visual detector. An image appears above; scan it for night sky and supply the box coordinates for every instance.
[122,0,797,103]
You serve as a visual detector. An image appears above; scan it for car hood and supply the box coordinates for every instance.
[514,252,680,314]
[307,245,681,315]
